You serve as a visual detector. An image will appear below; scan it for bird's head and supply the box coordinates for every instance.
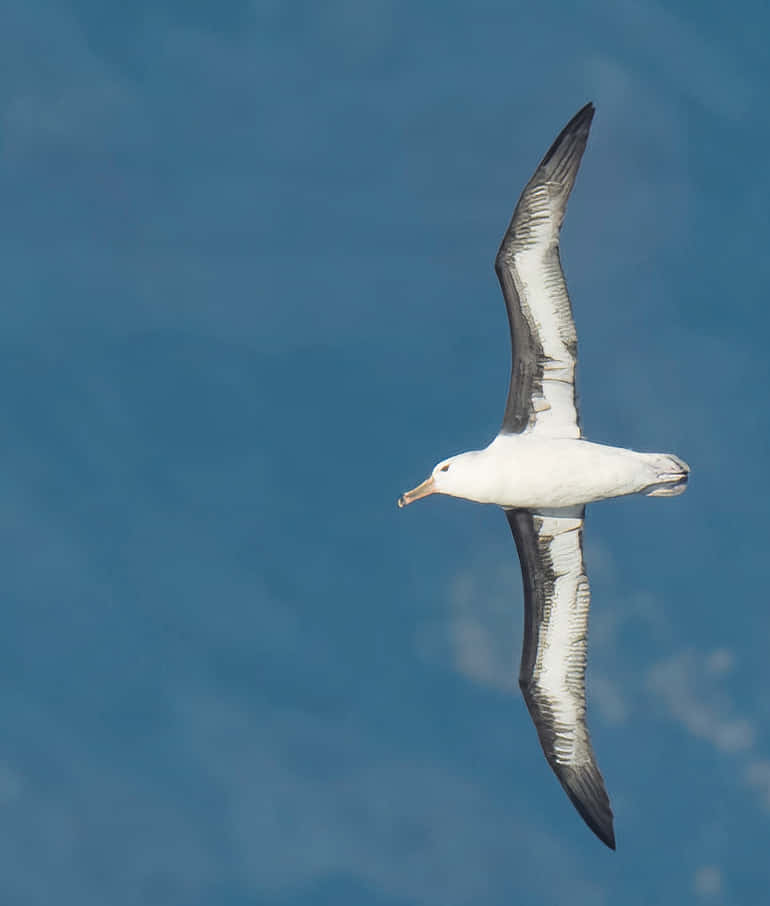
[398,452,482,508]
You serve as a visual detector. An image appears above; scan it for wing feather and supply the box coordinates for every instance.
[495,103,594,437]
[506,506,615,850]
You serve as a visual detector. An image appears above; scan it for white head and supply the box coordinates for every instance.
[398,450,488,508]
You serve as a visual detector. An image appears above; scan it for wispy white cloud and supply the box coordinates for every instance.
[644,644,770,834]
[441,562,518,694]
[645,646,770,824]
[693,864,723,899]
[744,760,770,810]
[647,651,755,754]
[589,672,628,726]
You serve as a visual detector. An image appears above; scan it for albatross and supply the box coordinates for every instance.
[398,102,689,850]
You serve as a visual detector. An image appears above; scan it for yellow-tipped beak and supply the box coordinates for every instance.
[398,476,436,508]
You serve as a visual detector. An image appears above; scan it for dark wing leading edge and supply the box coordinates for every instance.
[495,103,595,437]
[506,506,615,850]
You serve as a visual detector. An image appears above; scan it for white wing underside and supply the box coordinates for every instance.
[496,103,593,438]
[507,504,614,848]
[529,508,590,761]
[512,202,580,439]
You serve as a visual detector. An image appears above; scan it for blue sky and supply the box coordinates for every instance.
[1,1,768,903]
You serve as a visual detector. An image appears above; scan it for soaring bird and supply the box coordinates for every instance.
[398,103,689,849]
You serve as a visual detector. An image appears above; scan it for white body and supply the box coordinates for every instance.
[432,434,688,509]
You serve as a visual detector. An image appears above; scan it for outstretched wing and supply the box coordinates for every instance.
[506,505,615,850]
[495,102,594,438]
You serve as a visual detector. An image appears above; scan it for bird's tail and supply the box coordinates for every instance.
[641,454,690,497]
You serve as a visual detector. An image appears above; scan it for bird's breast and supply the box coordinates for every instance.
[479,436,653,508]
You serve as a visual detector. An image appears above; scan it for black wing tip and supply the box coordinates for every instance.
[559,762,616,850]
[556,101,596,143]
[574,100,596,122]
[538,101,596,179]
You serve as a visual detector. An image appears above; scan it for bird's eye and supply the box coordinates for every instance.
[440,464,450,472]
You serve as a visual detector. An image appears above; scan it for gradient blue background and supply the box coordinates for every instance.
[1,1,768,903]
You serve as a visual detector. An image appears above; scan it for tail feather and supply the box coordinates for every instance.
[643,454,690,497]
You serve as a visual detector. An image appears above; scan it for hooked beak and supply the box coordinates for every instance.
[398,476,436,508]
